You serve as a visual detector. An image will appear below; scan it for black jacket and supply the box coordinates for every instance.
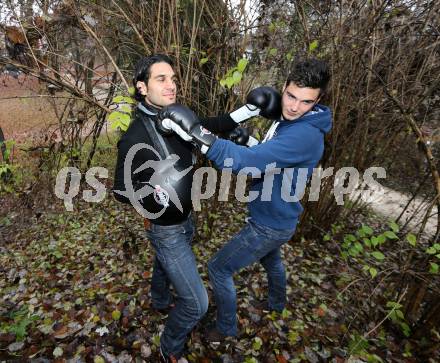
[113,102,236,225]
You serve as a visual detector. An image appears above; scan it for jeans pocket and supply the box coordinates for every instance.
[248,221,291,259]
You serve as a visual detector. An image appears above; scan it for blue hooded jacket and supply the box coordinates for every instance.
[206,104,332,229]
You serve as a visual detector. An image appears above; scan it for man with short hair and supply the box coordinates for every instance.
[157,57,332,340]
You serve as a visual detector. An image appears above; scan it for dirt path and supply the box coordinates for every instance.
[351,183,437,237]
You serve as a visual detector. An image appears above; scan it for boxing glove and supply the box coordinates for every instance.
[226,127,249,145]
[230,86,281,123]
[158,104,217,153]
[229,127,260,147]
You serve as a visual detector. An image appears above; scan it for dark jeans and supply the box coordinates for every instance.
[208,218,296,336]
[146,215,208,357]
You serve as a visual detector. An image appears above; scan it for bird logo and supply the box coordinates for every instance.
[114,143,192,219]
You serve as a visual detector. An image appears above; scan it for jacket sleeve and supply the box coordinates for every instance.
[199,113,237,134]
[113,134,156,204]
[206,124,323,174]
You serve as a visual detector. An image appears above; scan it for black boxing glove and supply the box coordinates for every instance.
[226,127,249,145]
[158,104,217,153]
[230,86,281,123]
[227,127,260,147]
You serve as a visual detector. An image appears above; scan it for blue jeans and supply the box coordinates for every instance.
[208,218,297,336]
[146,215,208,358]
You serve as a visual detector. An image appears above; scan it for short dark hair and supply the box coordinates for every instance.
[286,58,330,95]
[133,54,174,101]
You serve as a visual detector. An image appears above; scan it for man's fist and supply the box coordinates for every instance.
[226,127,249,145]
[230,86,281,123]
[158,104,200,134]
[158,104,216,153]
[246,86,281,119]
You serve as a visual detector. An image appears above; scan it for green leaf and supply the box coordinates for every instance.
[436,254,440,259]
[396,310,404,320]
[237,58,248,73]
[371,236,379,247]
[52,250,63,259]
[354,241,364,253]
[286,52,293,61]
[128,87,135,96]
[108,111,131,131]
[112,95,125,103]
[389,221,399,232]
[323,234,331,241]
[369,267,378,278]
[269,48,278,56]
[348,333,369,354]
[346,234,357,242]
[219,79,227,87]
[400,322,411,337]
[152,334,161,347]
[434,243,440,251]
[377,234,386,244]
[342,240,351,249]
[108,111,126,122]
[372,251,385,260]
[349,247,360,257]
[406,233,417,246]
[429,262,439,274]
[225,77,235,89]
[357,229,366,238]
[252,336,263,350]
[94,356,105,363]
[199,57,209,66]
[288,330,299,344]
[112,310,121,320]
[389,311,398,322]
[426,247,437,255]
[361,225,374,235]
[112,95,135,104]
[363,238,371,248]
[384,231,398,239]
[232,71,242,84]
[282,308,292,319]
[386,301,402,309]
[309,40,319,52]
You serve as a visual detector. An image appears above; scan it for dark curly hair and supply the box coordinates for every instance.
[133,54,174,102]
[286,58,330,95]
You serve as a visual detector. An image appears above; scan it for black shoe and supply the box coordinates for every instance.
[204,325,230,343]
[153,303,175,315]
[252,300,283,313]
